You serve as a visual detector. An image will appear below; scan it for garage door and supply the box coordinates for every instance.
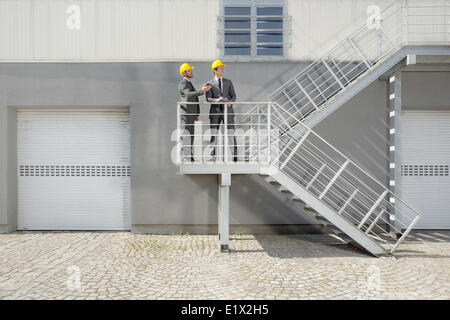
[400,110,450,229]
[17,109,130,230]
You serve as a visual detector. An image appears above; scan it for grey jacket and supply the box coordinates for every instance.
[205,77,236,118]
[178,78,204,117]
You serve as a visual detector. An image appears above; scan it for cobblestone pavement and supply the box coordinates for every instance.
[0,231,449,300]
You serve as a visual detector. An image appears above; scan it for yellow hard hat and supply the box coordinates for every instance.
[211,60,226,71]
[179,63,194,76]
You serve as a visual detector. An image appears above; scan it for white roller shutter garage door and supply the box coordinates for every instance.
[17,109,130,230]
[400,110,450,229]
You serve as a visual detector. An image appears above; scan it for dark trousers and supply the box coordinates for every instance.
[182,116,196,161]
[210,114,237,159]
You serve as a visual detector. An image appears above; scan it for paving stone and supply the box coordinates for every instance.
[0,231,449,299]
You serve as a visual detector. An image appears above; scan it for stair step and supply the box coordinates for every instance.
[326,227,354,243]
[327,224,342,233]
[304,205,316,212]
[337,234,354,244]
[265,176,279,184]
[289,194,305,204]
[315,215,327,222]
[326,227,362,248]
[278,185,291,193]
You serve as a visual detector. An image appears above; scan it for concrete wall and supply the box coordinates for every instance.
[315,80,389,182]
[288,0,394,60]
[0,0,399,61]
[0,0,220,61]
[0,61,393,233]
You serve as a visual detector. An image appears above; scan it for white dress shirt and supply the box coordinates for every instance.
[214,76,223,92]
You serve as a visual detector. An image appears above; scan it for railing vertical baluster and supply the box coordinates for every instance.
[378,19,384,60]
[338,189,358,215]
[282,89,302,117]
[224,102,228,163]
[177,102,182,164]
[294,79,318,111]
[391,215,420,253]
[365,208,386,235]
[318,160,349,199]
[306,164,326,189]
[306,73,327,102]
[267,103,271,163]
[280,130,311,169]
[358,190,389,229]
[348,38,372,69]
[405,0,409,45]
[321,58,345,90]
[377,20,399,51]
[329,58,349,85]
[257,105,261,163]
[272,105,291,130]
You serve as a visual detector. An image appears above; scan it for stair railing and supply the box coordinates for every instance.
[265,101,421,253]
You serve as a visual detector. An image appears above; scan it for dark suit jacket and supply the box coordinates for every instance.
[205,77,236,119]
[178,78,204,121]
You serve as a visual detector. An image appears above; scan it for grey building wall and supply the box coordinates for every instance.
[402,71,450,108]
[0,61,402,233]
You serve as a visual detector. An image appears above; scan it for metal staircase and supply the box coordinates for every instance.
[244,0,450,133]
[177,101,421,256]
[176,1,450,255]
[252,102,420,256]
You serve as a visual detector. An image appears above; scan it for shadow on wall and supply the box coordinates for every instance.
[229,174,318,226]
[183,174,219,225]
[227,63,307,102]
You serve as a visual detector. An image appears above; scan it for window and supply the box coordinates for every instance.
[224,6,252,56]
[256,6,284,56]
[221,1,287,59]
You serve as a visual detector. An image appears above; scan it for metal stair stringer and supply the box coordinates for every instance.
[269,168,387,256]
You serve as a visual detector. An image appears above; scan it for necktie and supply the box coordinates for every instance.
[218,78,222,93]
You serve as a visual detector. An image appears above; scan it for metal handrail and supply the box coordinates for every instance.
[176,102,275,164]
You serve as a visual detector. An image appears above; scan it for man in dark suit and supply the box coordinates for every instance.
[205,60,237,162]
[178,63,211,162]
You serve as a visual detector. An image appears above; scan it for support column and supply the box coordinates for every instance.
[387,71,402,234]
[218,173,231,252]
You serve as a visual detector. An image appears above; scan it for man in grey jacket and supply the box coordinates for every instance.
[205,60,237,162]
[178,63,211,162]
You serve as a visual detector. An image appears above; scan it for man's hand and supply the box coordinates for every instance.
[202,85,211,93]
[216,96,225,102]
[227,104,232,108]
